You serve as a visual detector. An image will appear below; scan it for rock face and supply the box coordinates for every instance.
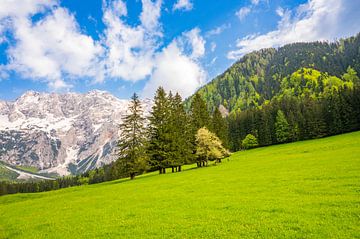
[0,90,151,176]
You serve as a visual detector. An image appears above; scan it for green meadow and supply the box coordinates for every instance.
[1,131,360,238]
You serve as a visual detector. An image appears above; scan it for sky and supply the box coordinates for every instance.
[0,0,359,101]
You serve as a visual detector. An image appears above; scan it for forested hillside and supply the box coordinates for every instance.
[187,33,360,113]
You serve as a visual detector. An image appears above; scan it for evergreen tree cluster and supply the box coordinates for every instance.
[228,85,360,151]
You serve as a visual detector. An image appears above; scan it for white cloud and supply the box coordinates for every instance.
[0,0,57,19]
[173,0,193,12]
[142,41,205,98]
[210,57,217,65]
[2,3,102,90]
[251,0,260,6]
[228,0,360,59]
[210,42,216,52]
[102,0,162,82]
[142,28,206,98]
[180,28,205,59]
[276,7,284,17]
[236,7,251,21]
[0,0,207,98]
[140,0,162,35]
[205,23,230,37]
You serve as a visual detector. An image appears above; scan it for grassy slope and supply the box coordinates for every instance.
[1,132,360,238]
[0,165,18,181]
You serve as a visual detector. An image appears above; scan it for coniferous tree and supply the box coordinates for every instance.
[211,107,229,148]
[242,134,259,149]
[116,93,148,180]
[275,110,290,143]
[168,93,193,172]
[148,87,171,174]
[190,93,211,130]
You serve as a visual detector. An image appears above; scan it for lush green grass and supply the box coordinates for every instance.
[1,132,360,238]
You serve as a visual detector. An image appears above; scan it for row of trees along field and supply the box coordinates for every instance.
[113,87,229,180]
[0,87,229,196]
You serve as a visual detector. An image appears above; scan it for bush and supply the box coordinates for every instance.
[242,134,259,149]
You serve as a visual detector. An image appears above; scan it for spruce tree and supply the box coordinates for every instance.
[211,107,229,148]
[190,93,211,130]
[117,93,148,180]
[275,110,290,143]
[242,134,259,149]
[148,87,171,174]
[168,93,193,172]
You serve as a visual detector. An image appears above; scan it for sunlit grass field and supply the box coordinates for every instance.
[1,131,359,238]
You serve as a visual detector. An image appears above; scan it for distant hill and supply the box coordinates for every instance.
[186,33,360,113]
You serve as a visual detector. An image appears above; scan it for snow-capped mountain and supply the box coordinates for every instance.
[0,90,152,176]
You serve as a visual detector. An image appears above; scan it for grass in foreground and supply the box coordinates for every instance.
[1,132,360,238]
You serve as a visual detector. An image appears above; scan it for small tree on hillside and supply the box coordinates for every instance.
[242,134,258,149]
[275,110,290,143]
[195,127,229,167]
[117,93,148,180]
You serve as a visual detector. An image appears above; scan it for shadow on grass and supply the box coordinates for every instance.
[104,161,224,186]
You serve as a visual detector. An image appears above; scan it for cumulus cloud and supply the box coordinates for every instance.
[180,28,205,59]
[1,2,102,90]
[228,0,360,59]
[142,42,205,98]
[0,0,206,97]
[236,7,251,21]
[102,0,162,82]
[173,0,193,12]
[142,28,206,98]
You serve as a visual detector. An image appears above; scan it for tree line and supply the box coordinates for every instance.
[228,82,360,151]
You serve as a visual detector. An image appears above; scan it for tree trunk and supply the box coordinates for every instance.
[197,162,200,167]
[130,173,135,180]
[159,168,162,174]
[162,168,166,174]
[172,167,174,173]
[178,166,181,172]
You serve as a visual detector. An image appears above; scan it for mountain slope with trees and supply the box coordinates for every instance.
[186,33,360,113]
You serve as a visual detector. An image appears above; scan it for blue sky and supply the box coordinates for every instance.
[0,0,359,100]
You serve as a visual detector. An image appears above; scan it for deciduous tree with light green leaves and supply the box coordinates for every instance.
[195,127,229,167]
